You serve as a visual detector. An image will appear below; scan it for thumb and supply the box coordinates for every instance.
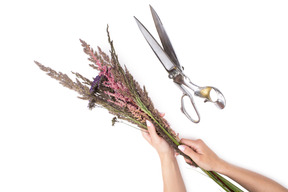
[178,145,199,162]
[146,120,159,140]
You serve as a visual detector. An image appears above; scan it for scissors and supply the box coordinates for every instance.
[134,6,226,123]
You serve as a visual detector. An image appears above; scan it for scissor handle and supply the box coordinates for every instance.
[181,94,200,123]
[177,84,200,123]
[176,74,226,110]
[195,86,226,109]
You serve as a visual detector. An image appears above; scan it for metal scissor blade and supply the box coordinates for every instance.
[150,5,181,69]
[134,16,176,72]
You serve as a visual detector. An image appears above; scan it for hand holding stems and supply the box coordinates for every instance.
[143,117,287,192]
[142,119,175,158]
[178,139,288,192]
[178,139,224,172]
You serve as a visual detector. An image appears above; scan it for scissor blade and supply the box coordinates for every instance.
[134,16,176,72]
[150,5,181,69]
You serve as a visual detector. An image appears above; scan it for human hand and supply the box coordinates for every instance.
[178,139,225,172]
[142,118,174,158]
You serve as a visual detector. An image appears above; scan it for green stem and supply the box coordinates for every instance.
[126,116,146,129]
[135,97,244,192]
[211,171,244,192]
[201,169,232,192]
[135,97,179,146]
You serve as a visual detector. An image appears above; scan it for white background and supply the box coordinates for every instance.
[1,0,288,191]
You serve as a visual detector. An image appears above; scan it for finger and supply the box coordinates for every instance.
[180,138,203,152]
[178,145,199,161]
[176,150,195,166]
[146,120,159,140]
[184,157,194,166]
[160,112,165,117]
[180,138,198,146]
[141,130,151,144]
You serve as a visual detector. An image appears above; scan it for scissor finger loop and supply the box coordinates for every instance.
[180,93,200,124]
[177,83,200,123]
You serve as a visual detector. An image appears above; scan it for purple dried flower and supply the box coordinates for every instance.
[90,75,103,93]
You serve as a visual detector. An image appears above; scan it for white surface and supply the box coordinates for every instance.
[1,0,288,191]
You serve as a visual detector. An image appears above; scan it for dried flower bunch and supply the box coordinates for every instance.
[35,27,186,160]
[35,27,243,192]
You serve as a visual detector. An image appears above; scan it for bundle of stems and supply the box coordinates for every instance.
[35,26,243,192]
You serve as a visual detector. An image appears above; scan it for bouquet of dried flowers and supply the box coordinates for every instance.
[35,27,243,192]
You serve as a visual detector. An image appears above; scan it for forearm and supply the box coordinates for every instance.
[159,153,186,192]
[218,161,288,192]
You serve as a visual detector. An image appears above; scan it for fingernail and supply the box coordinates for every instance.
[146,120,152,127]
[178,145,185,152]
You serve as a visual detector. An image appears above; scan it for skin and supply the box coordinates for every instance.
[142,119,186,192]
[179,139,288,192]
[143,118,288,192]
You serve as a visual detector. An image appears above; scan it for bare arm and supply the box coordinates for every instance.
[159,153,186,192]
[142,120,186,192]
[178,139,288,192]
[219,161,287,192]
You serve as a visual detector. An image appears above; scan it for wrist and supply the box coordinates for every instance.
[215,159,230,174]
[159,153,178,172]
[158,151,176,162]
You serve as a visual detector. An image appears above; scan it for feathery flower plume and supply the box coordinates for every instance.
[35,26,243,192]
